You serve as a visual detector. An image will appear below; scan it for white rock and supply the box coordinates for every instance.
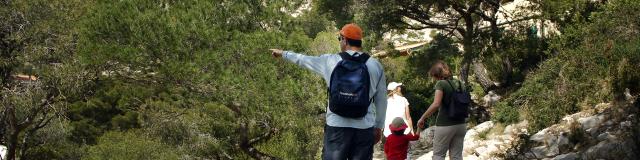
[464,141,480,155]
[1,145,6,160]
[485,144,501,154]
[416,151,482,160]
[500,135,513,141]
[418,151,484,160]
[597,132,610,141]
[482,91,501,107]
[503,124,515,135]
[465,121,494,141]
[604,120,613,126]
[578,115,605,130]
[561,113,579,124]
[419,126,436,147]
[620,121,631,128]
[557,134,570,149]
[474,121,494,133]
[546,143,560,157]
[553,152,578,160]
[530,146,547,158]
[464,154,480,160]
[530,128,549,142]
[594,103,610,113]
[519,128,528,134]
[416,151,441,160]
[465,129,478,140]
[474,146,488,156]
[582,140,637,159]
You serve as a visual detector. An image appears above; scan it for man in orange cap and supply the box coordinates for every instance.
[269,23,388,160]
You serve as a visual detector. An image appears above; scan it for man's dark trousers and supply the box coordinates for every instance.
[322,125,375,160]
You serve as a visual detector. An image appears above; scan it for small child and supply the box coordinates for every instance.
[384,117,420,160]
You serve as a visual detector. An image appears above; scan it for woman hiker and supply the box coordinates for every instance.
[417,60,468,160]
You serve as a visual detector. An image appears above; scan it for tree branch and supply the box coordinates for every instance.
[248,121,278,145]
[236,121,278,160]
[478,15,541,30]
[229,103,278,160]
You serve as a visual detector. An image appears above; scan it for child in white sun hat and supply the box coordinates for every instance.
[384,82,413,137]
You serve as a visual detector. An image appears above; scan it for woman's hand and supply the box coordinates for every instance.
[374,128,382,144]
[417,118,426,129]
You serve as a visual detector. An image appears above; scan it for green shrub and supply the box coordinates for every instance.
[495,0,640,132]
[85,131,180,160]
[492,101,520,124]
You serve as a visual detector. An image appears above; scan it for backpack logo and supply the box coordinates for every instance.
[328,52,371,118]
[339,92,357,96]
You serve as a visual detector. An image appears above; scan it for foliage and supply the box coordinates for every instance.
[0,0,92,159]
[493,0,640,132]
[3,0,331,159]
[3,0,639,159]
[319,0,537,89]
[530,0,607,29]
[480,24,549,87]
[306,31,340,55]
[84,131,180,160]
[71,0,329,159]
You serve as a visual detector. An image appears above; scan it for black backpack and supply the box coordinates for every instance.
[444,79,471,121]
[328,52,372,118]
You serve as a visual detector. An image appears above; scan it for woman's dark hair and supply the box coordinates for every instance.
[429,60,452,80]
[345,38,362,47]
[392,129,405,135]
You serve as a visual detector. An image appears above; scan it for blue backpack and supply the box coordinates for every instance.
[328,52,372,118]
[444,79,471,121]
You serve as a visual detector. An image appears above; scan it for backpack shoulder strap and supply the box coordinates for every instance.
[445,79,461,92]
[357,53,371,63]
[457,80,465,92]
[338,52,370,63]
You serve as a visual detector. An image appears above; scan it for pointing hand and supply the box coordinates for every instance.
[269,49,283,58]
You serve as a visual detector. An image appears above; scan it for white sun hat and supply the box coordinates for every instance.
[387,82,403,91]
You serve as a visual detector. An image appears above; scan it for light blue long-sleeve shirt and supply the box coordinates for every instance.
[283,50,388,129]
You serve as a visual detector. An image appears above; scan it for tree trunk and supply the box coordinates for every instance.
[459,13,475,83]
[473,60,497,92]
[6,130,18,160]
[460,45,472,83]
[501,56,513,87]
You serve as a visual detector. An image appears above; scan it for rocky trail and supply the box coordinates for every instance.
[374,101,639,160]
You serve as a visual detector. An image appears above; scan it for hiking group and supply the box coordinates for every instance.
[269,23,471,160]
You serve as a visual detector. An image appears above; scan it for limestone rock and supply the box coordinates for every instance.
[482,91,501,107]
[553,152,578,160]
[582,140,638,160]
[594,103,611,113]
[1,145,6,160]
[416,151,437,160]
[465,121,494,140]
[530,128,549,143]
[597,132,610,141]
[620,120,631,128]
[474,121,494,134]
[528,146,547,159]
[578,115,605,130]
[419,126,436,147]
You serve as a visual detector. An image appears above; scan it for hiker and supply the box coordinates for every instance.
[417,60,469,160]
[384,82,414,137]
[384,117,420,160]
[269,23,388,160]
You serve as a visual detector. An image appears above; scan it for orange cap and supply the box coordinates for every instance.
[340,23,363,40]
